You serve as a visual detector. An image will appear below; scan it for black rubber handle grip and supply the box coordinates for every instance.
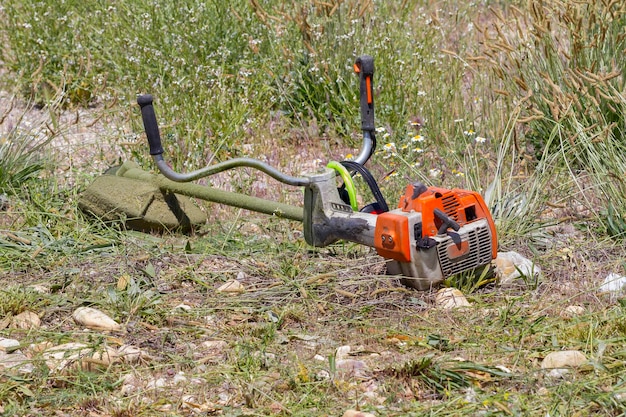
[137,94,164,156]
[434,208,461,234]
[355,55,375,132]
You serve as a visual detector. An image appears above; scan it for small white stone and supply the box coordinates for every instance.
[435,288,471,309]
[11,311,41,329]
[495,365,512,374]
[172,372,188,385]
[462,387,479,403]
[217,390,232,404]
[336,345,351,361]
[0,338,20,352]
[316,369,331,380]
[547,368,570,379]
[120,374,140,396]
[560,305,585,319]
[146,377,167,389]
[202,340,228,349]
[216,280,245,293]
[91,346,119,366]
[541,350,587,369]
[494,251,542,286]
[204,315,217,326]
[120,383,137,396]
[117,345,145,364]
[313,354,326,361]
[599,273,626,295]
[181,394,196,408]
[28,284,50,294]
[335,359,369,379]
[342,410,376,417]
[43,342,90,372]
[72,307,122,331]
[122,373,139,385]
[0,349,33,374]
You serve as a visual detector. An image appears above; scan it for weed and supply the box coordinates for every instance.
[444,264,496,293]
[0,95,54,198]
[0,132,46,197]
[474,0,626,241]
[106,275,163,324]
[0,286,49,316]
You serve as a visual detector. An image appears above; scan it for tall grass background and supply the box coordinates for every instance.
[1,0,625,244]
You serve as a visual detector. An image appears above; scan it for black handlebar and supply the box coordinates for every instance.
[354,55,375,133]
[137,94,164,156]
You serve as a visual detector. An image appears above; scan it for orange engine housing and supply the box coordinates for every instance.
[374,182,498,266]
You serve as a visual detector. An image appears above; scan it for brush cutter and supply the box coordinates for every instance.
[80,55,498,290]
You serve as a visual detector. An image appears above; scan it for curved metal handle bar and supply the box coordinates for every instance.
[138,94,310,186]
[152,154,311,186]
[353,130,374,166]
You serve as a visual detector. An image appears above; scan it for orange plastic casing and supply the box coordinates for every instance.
[373,184,498,262]
[374,212,412,262]
[398,184,498,259]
